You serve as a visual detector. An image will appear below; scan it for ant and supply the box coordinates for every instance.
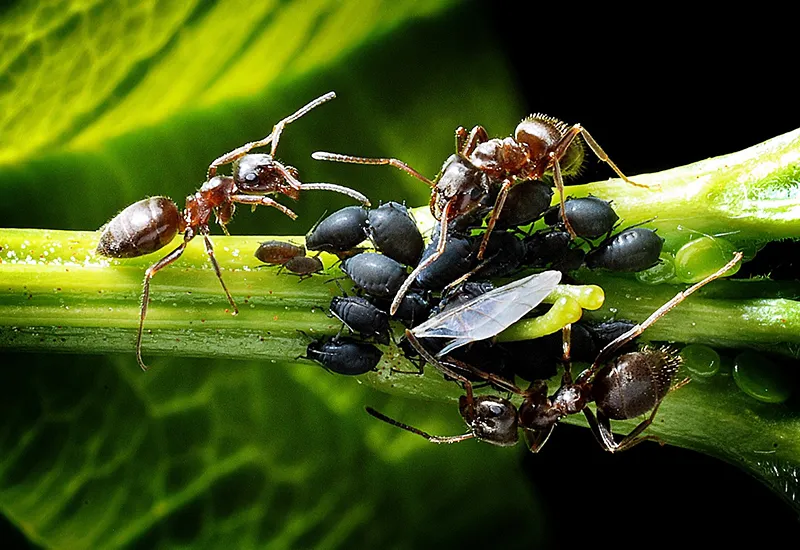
[367,252,742,452]
[96,92,370,371]
[314,115,655,316]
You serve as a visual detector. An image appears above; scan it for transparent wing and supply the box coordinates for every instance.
[411,270,562,356]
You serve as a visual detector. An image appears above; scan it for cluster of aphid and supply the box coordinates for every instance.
[96,92,742,453]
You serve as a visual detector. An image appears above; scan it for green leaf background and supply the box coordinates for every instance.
[0,1,552,548]
[2,0,799,547]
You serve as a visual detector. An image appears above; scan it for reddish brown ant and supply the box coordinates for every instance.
[313,115,655,315]
[367,253,742,452]
[96,92,370,371]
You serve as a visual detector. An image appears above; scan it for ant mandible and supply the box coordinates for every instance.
[96,92,370,371]
[313,115,655,316]
[367,253,742,453]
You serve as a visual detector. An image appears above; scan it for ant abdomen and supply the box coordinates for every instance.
[96,197,183,258]
[593,347,682,420]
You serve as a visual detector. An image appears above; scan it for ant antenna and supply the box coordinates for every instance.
[298,183,371,205]
[312,152,435,187]
[207,92,337,178]
[365,407,475,444]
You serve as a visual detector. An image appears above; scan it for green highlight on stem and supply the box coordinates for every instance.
[0,229,599,363]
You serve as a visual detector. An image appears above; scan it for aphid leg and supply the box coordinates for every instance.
[201,234,238,315]
[311,152,435,188]
[230,194,298,219]
[457,125,489,156]
[207,92,336,178]
[584,402,665,453]
[137,241,189,371]
[365,407,475,444]
[579,252,743,384]
[478,177,513,259]
[389,201,454,315]
[550,155,578,239]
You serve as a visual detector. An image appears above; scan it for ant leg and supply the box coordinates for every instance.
[585,405,665,453]
[560,324,574,384]
[550,155,578,239]
[455,127,468,152]
[137,241,189,371]
[230,194,298,219]
[390,201,454,316]
[404,329,476,406]
[201,234,238,316]
[312,152,435,188]
[365,407,475,444]
[445,355,525,395]
[207,92,336,178]
[457,125,489,156]
[576,126,658,189]
[554,124,657,190]
[478,177,513,260]
[523,425,555,453]
[580,252,743,384]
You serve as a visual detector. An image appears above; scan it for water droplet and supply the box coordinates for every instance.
[681,344,720,379]
[636,253,676,285]
[674,236,739,283]
[733,351,793,404]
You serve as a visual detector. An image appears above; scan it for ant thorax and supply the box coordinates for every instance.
[189,176,236,225]
[198,175,235,198]
[434,155,491,217]
[550,384,589,416]
[514,378,590,433]
[469,137,531,179]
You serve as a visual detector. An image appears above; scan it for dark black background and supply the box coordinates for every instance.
[490,2,800,542]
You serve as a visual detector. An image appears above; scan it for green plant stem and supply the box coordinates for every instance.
[3,128,800,508]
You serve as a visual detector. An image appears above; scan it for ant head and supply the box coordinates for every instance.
[234,154,302,199]
[461,395,519,447]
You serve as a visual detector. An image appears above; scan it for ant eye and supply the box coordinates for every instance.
[488,403,505,417]
[246,173,257,182]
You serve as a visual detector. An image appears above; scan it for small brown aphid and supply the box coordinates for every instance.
[313,113,654,315]
[367,253,742,453]
[280,255,324,280]
[96,92,370,371]
[254,240,306,265]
